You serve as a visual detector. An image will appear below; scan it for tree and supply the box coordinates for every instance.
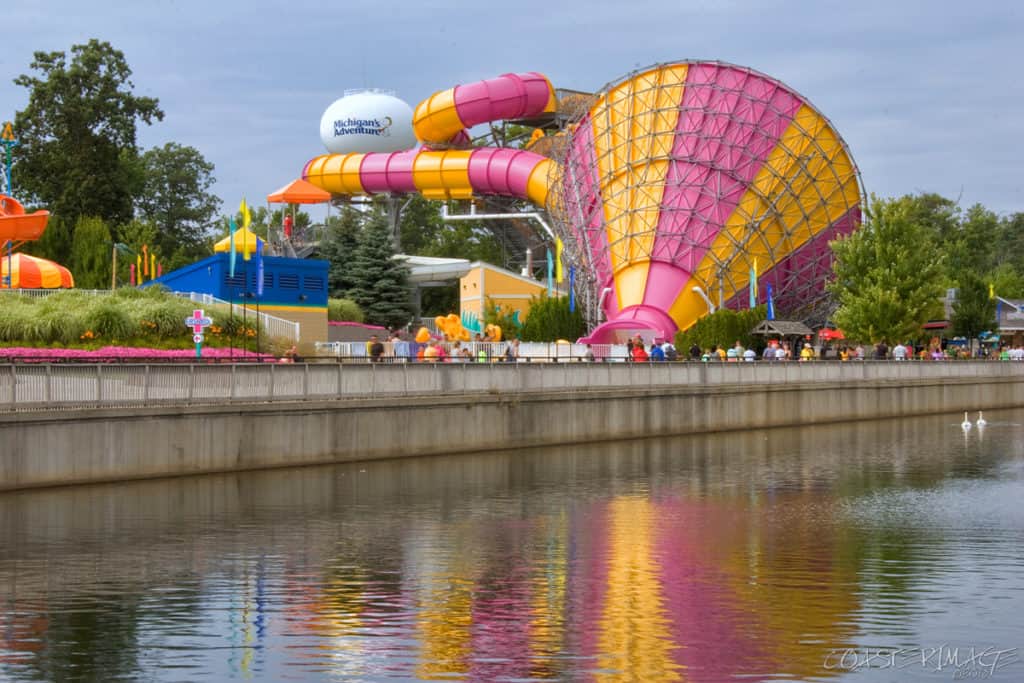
[13,40,163,226]
[319,205,364,297]
[675,305,767,353]
[348,211,413,329]
[137,143,220,258]
[397,195,445,255]
[990,262,1024,299]
[69,216,112,289]
[828,195,945,343]
[518,293,585,341]
[951,271,996,339]
[946,204,999,276]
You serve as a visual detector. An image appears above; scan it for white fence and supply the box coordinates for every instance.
[2,360,1022,413]
[177,292,300,342]
[314,340,630,362]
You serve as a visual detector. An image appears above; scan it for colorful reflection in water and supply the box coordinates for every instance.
[2,412,1024,681]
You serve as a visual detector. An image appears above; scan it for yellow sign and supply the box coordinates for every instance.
[1,122,13,142]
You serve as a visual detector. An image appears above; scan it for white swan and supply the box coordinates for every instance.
[962,412,972,430]
[977,411,987,427]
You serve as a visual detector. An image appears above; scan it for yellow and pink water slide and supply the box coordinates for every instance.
[303,61,862,342]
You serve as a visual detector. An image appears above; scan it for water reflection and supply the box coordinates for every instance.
[1,412,1023,681]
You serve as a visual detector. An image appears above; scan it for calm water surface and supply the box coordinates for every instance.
[2,411,1023,681]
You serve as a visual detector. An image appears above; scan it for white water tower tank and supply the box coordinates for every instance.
[319,90,416,154]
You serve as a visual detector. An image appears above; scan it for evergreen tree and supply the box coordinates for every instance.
[829,195,945,343]
[951,271,996,339]
[69,216,112,289]
[319,205,363,297]
[348,211,413,329]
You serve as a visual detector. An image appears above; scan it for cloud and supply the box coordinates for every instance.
[2,0,1022,214]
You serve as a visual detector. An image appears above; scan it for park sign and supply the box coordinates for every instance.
[185,309,213,358]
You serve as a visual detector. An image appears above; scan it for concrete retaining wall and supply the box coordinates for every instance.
[2,362,1022,491]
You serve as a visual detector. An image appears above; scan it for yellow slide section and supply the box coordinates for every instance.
[413,88,463,145]
[590,64,689,311]
[667,104,861,329]
[304,151,555,207]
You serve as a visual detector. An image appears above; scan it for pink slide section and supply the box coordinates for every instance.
[453,72,554,135]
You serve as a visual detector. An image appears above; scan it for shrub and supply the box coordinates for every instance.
[328,298,364,323]
[518,293,585,342]
[675,305,767,353]
[87,301,134,340]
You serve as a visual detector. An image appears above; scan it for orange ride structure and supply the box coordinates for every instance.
[1,122,70,289]
[303,62,862,342]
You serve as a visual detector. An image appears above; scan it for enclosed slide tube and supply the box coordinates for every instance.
[303,72,557,207]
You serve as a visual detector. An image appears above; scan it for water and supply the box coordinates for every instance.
[2,411,1023,682]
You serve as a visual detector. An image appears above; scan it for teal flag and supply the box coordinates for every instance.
[546,249,554,296]
[228,218,237,278]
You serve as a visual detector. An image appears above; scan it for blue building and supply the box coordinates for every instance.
[144,253,329,343]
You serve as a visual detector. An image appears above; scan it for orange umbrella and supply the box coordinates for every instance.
[266,178,331,204]
[0,252,74,289]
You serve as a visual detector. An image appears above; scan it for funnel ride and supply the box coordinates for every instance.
[303,62,862,342]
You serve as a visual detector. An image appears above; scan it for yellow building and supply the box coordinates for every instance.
[460,262,549,321]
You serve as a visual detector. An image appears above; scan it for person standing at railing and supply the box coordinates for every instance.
[504,339,520,362]
[369,335,384,363]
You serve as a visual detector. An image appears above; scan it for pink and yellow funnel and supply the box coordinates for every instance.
[303,62,862,342]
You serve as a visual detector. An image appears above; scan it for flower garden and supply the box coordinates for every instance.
[0,288,278,362]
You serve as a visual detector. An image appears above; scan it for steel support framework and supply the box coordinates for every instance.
[545,60,865,334]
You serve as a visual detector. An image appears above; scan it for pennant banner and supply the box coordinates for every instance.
[555,237,564,283]
[569,266,576,313]
[546,249,554,296]
[256,239,265,297]
[229,218,237,278]
[766,283,775,321]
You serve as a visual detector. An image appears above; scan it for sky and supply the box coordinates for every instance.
[2,0,1023,217]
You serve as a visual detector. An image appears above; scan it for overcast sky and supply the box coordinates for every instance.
[3,0,1022,217]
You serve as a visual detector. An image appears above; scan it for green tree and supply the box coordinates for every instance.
[348,211,413,329]
[675,305,767,353]
[69,216,112,288]
[990,262,1024,299]
[397,195,445,255]
[13,40,163,226]
[829,195,945,343]
[137,142,220,258]
[998,212,1024,272]
[518,293,585,341]
[482,298,522,336]
[946,204,999,276]
[320,205,364,297]
[951,271,996,339]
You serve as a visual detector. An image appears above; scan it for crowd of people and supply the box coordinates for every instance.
[299,329,1024,363]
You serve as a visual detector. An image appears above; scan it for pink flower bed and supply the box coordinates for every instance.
[0,346,275,362]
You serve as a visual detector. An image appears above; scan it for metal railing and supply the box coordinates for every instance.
[314,340,628,362]
[2,360,1022,413]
